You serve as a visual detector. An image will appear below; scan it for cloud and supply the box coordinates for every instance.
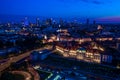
[80,0,89,3]
[92,0,103,4]
[80,0,103,4]
[58,0,104,5]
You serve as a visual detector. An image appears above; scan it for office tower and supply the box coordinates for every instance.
[21,20,24,26]
[53,20,56,28]
[117,43,120,51]
[93,20,96,25]
[49,18,52,25]
[97,25,103,30]
[36,18,40,26]
[86,18,89,25]
[97,25,103,34]
[46,18,52,26]
[7,23,11,27]
[59,18,63,25]
[24,17,29,26]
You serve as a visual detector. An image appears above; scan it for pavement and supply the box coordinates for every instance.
[28,66,40,80]
[11,71,31,80]
[0,58,9,64]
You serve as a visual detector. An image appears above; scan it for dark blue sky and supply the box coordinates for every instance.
[0,0,120,22]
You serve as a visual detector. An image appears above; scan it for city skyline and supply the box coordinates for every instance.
[0,1,120,80]
[0,0,120,23]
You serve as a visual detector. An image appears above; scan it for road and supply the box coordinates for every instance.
[11,71,32,80]
[28,66,40,80]
[0,58,9,63]
[0,46,52,73]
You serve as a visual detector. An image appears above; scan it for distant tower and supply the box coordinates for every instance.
[53,20,56,28]
[53,20,56,24]
[116,43,120,51]
[93,20,96,25]
[36,18,40,26]
[57,34,60,41]
[7,23,11,27]
[50,18,53,25]
[97,25,103,34]
[21,20,24,26]
[59,24,61,28]
[97,25,103,30]
[86,18,89,25]
[24,17,29,26]
[49,18,52,25]
[44,35,47,40]
[57,24,61,41]
[46,18,52,26]
[59,18,63,25]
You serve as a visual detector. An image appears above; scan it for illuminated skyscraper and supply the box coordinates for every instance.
[24,17,29,26]
[53,20,56,28]
[7,23,11,27]
[57,24,61,41]
[97,25,103,34]
[97,25,103,30]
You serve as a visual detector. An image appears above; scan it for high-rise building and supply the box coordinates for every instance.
[86,18,89,25]
[97,25,103,30]
[97,25,103,34]
[53,20,56,28]
[36,18,40,26]
[59,18,63,25]
[49,18,52,25]
[117,43,120,51]
[7,23,11,27]
[46,18,52,26]
[24,17,29,26]
[93,20,96,25]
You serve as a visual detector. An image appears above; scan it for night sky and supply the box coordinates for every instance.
[0,0,120,22]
